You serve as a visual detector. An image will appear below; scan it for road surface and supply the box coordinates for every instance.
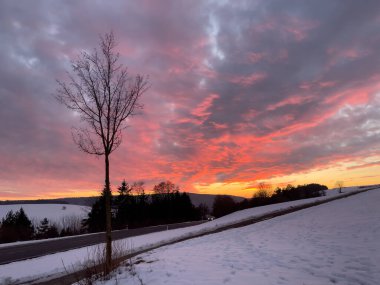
[0,221,205,265]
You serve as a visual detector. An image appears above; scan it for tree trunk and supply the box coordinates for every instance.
[105,153,112,274]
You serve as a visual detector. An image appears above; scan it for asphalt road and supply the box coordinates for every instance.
[0,220,206,265]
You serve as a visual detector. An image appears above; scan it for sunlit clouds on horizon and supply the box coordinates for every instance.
[0,0,380,200]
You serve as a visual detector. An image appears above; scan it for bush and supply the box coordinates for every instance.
[60,215,84,237]
[212,195,236,218]
[271,183,327,203]
[250,189,271,207]
[64,240,133,285]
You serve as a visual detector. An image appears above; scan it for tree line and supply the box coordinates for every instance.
[212,183,327,218]
[0,182,328,243]
[84,180,204,232]
[0,180,204,243]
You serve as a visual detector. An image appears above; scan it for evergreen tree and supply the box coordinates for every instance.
[118,180,132,197]
[84,187,115,232]
[0,208,34,243]
[13,208,34,241]
[116,180,135,227]
[35,218,59,239]
[36,218,50,237]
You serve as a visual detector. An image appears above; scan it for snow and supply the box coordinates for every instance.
[0,186,378,284]
[98,188,380,285]
[0,203,90,226]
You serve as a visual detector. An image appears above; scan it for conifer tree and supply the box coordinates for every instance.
[0,208,34,242]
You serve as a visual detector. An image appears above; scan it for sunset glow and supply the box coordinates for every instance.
[1,1,380,200]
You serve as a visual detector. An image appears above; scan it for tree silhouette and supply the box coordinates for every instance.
[251,182,272,206]
[83,187,114,232]
[0,208,34,243]
[212,195,236,218]
[118,179,132,196]
[153,180,179,196]
[335,181,344,193]
[56,32,148,273]
[255,182,272,198]
[35,218,59,239]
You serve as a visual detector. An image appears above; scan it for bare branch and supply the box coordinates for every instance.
[72,127,105,155]
[56,32,149,156]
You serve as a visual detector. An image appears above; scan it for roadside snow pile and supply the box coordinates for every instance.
[98,188,380,285]
[0,204,90,225]
[0,186,377,284]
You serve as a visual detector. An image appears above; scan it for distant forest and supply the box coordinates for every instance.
[0,182,328,243]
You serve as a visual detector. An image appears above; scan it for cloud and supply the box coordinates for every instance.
[1,0,380,198]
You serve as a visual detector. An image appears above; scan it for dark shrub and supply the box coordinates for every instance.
[212,195,236,218]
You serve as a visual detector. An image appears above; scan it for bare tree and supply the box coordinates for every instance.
[131,181,145,196]
[56,32,148,273]
[254,182,272,198]
[335,181,344,193]
[153,180,179,196]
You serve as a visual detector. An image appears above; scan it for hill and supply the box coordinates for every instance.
[0,204,90,226]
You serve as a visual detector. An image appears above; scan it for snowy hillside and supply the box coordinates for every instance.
[100,188,380,285]
[0,187,378,284]
[0,204,90,226]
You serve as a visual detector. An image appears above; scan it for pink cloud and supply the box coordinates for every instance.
[347,161,380,170]
[283,16,319,41]
[192,94,219,118]
[253,15,318,42]
[327,47,370,67]
[267,95,313,111]
[229,72,266,86]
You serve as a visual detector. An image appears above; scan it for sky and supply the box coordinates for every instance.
[1,0,380,200]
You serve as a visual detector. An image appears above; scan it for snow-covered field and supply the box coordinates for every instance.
[0,204,90,226]
[101,188,380,285]
[0,187,378,284]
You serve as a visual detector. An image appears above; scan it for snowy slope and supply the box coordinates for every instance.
[0,204,90,225]
[0,187,377,284]
[99,188,380,285]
